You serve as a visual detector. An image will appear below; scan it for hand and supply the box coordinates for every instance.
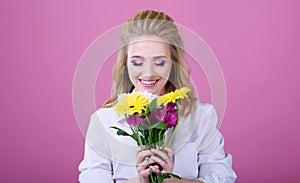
[136,147,158,183]
[136,146,174,183]
[150,146,174,174]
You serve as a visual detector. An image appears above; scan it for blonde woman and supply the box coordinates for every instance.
[78,10,237,183]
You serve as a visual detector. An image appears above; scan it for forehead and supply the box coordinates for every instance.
[127,36,171,57]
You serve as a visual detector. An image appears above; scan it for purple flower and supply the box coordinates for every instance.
[127,115,144,126]
[151,103,178,128]
[151,108,164,122]
[164,103,178,128]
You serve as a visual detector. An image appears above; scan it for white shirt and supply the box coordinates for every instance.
[78,101,237,183]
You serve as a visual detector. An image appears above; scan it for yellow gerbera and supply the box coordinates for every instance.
[128,93,149,115]
[114,95,130,115]
[157,87,190,106]
[114,93,149,115]
[178,87,190,98]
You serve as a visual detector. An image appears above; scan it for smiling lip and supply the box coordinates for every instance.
[139,79,159,88]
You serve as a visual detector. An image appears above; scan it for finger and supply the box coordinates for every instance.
[139,169,150,177]
[137,157,155,172]
[150,155,167,170]
[136,145,148,153]
[160,147,173,166]
[161,147,173,158]
[161,148,174,172]
[155,147,173,165]
[139,165,159,176]
[136,150,153,164]
[150,148,170,162]
[149,165,160,174]
[136,146,142,153]
[161,170,167,174]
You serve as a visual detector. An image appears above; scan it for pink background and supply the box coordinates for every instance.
[1,0,299,182]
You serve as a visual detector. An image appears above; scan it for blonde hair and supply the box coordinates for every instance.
[103,10,196,116]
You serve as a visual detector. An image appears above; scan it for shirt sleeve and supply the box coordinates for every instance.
[78,112,114,183]
[196,104,237,183]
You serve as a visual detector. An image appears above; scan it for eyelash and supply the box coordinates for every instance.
[131,60,143,66]
[155,60,166,66]
[130,59,166,66]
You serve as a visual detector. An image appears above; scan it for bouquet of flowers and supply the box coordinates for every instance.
[111,87,190,183]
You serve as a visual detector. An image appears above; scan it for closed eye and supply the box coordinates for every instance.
[155,59,166,66]
[131,59,143,66]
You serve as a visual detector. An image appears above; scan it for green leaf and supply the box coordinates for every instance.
[110,126,130,136]
[150,122,168,130]
[157,171,163,183]
[130,132,139,143]
[162,172,181,179]
[147,98,157,113]
[149,168,156,182]
[111,126,143,145]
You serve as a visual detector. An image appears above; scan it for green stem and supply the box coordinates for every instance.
[158,129,161,146]
[125,115,142,146]
[166,125,177,147]
[126,115,135,135]
[145,116,152,145]
[134,116,143,146]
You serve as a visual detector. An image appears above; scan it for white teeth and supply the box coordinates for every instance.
[141,80,156,85]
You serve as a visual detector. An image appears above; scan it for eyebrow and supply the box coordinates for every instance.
[129,55,169,59]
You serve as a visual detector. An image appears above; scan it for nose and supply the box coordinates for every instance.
[143,61,156,77]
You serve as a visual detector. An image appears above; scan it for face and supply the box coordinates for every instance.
[126,36,172,95]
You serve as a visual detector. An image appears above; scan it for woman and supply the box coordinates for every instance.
[78,10,237,183]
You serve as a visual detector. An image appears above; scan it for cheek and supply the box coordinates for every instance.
[127,65,140,80]
[157,66,172,80]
